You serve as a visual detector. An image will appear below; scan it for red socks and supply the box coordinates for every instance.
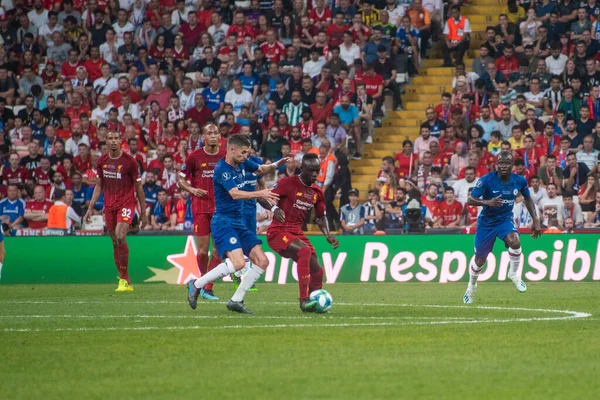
[309,267,324,293]
[117,242,130,283]
[197,252,208,275]
[204,252,221,291]
[297,246,312,300]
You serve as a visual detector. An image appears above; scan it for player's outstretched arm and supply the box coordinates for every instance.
[228,187,279,203]
[255,157,292,176]
[316,216,339,249]
[523,195,542,239]
[84,181,103,223]
[135,181,148,229]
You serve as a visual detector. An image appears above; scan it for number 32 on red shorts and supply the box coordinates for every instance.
[105,205,136,231]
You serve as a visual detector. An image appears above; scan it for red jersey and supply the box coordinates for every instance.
[465,204,479,226]
[495,56,519,79]
[83,58,106,82]
[147,159,164,177]
[33,167,52,189]
[478,150,496,171]
[515,147,542,174]
[434,104,459,123]
[160,135,179,155]
[289,138,303,156]
[26,200,53,229]
[108,89,142,108]
[181,147,227,214]
[259,42,286,64]
[326,24,349,46]
[73,154,92,173]
[227,24,255,45]
[65,105,91,126]
[431,153,450,169]
[457,165,488,179]
[436,200,463,226]
[536,134,561,156]
[309,7,332,25]
[421,196,441,216]
[268,175,325,234]
[97,151,140,211]
[359,74,383,97]
[61,61,81,80]
[2,166,31,185]
[394,152,415,178]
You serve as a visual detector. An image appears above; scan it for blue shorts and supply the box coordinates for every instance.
[243,213,257,233]
[211,215,262,259]
[474,220,518,258]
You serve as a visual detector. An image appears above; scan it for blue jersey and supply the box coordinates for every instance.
[71,184,88,206]
[239,73,258,94]
[202,87,226,113]
[395,26,420,49]
[471,172,530,227]
[143,184,162,210]
[242,155,263,217]
[213,158,260,220]
[0,198,25,222]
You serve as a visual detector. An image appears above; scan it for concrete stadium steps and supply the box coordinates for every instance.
[348,2,490,201]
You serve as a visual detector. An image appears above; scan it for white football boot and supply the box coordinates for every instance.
[463,283,477,304]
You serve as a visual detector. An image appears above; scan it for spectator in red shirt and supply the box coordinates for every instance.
[309,0,332,31]
[33,157,53,190]
[108,76,142,108]
[73,143,92,172]
[310,91,334,124]
[421,183,442,216]
[228,10,255,45]
[144,77,174,109]
[2,153,32,187]
[515,135,543,174]
[83,46,105,82]
[359,65,384,115]
[179,11,206,49]
[433,187,463,228]
[458,151,488,179]
[495,44,519,79]
[513,157,535,183]
[24,185,53,229]
[327,12,349,46]
[259,30,286,64]
[61,48,81,80]
[536,121,561,156]
[434,92,458,123]
[64,92,91,127]
[147,143,167,177]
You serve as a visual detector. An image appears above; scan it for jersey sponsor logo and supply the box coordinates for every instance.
[294,198,315,211]
[201,169,215,179]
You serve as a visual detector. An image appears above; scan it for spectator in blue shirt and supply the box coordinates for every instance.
[70,172,88,207]
[362,27,390,65]
[334,96,362,160]
[238,62,259,98]
[148,188,174,230]
[142,171,162,218]
[202,76,226,114]
[0,184,26,229]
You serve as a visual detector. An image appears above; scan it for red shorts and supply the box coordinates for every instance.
[105,204,136,232]
[194,212,213,236]
[266,230,316,256]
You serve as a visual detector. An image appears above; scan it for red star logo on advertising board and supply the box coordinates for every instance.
[166,236,199,285]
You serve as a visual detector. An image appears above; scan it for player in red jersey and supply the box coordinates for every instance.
[84,131,147,292]
[178,123,227,300]
[266,153,340,312]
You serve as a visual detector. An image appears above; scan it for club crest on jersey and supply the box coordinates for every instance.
[222,172,231,180]
[513,189,518,195]
[229,237,238,244]
[181,163,186,171]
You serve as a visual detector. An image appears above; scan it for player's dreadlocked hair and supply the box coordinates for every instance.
[228,134,251,148]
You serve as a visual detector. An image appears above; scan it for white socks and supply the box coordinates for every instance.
[194,259,236,289]
[508,247,522,277]
[469,259,483,287]
[231,264,264,302]
[0,262,3,280]
[234,258,252,278]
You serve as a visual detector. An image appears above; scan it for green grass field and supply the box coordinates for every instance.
[0,282,599,399]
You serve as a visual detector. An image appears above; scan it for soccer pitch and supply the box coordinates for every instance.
[0,282,598,399]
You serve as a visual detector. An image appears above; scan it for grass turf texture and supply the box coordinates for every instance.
[0,282,598,399]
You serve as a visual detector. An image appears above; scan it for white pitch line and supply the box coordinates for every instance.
[0,315,473,320]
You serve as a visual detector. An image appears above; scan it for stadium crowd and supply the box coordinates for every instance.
[0,0,598,235]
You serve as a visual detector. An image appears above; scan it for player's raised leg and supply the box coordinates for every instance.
[503,232,527,292]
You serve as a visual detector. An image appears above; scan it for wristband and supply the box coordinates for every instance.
[271,205,279,212]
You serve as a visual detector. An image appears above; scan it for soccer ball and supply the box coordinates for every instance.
[309,289,333,313]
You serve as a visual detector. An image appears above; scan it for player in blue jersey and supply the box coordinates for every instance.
[230,153,264,292]
[187,135,287,313]
[463,151,541,304]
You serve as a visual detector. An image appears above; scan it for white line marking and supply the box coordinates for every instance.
[0,301,592,332]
